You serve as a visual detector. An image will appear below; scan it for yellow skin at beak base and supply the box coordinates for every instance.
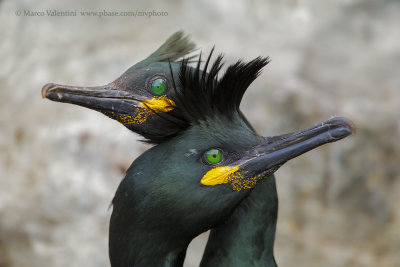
[112,96,175,125]
[201,166,240,186]
[201,164,281,191]
[142,96,175,112]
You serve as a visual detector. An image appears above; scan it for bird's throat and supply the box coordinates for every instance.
[200,175,278,267]
[109,224,189,267]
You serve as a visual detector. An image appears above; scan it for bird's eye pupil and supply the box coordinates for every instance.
[151,78,167,95]
[205,149,222,164]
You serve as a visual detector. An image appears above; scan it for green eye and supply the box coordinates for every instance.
[151,78,167,95]
[205,149,223,164]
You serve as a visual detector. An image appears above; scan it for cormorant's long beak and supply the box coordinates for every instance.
[42,83,147,114]
[241,117,355,175]
[201,117,355,191]
[42,83,175,126]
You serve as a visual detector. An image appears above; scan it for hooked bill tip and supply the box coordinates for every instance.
[41,83,57,99]
[327,117,356,135]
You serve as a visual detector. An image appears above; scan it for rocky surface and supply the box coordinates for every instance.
[1,0,399,266]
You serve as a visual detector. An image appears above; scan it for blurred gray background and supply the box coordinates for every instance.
[1,0,399,266]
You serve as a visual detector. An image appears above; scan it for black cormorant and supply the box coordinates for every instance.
[42,34,354,266]
[42,31,197,143]
[41,32,254,143]
[108,55,354,266]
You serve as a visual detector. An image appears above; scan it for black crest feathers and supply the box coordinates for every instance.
[141,49,270,144]
[148,31,198,62]
[173,49,270,125]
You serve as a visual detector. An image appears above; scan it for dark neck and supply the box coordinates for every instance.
[109,176,190,267]
[109,213,189,267]
[200,175,278,267]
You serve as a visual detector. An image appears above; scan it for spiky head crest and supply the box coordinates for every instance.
[142,49,270,143]
[147,31,198,62]
[173,49,270,125]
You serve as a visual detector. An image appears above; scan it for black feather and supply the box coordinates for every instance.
[141,50,270,144]
[174,51,270,124]
[147,31,198,62]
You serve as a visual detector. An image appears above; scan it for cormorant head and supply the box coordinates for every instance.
[41,31,197,142]
[109,53,355,265]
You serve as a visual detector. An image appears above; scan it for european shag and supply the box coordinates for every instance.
[42,34,355,266]
[108,55,354,266]
[41,32,254,143]
[42,31,197,143]
[42,32,277,265]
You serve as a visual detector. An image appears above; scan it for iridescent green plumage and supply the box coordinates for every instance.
[42,32,355,267]
[109,52,354,266]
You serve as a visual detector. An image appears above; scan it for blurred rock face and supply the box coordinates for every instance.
[0,0,399,266]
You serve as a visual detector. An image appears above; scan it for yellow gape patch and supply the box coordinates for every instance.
[132,96,175,124]
[201,165,281,191]
[110,96,175,125]
[142,96,175,112]
[201,166,240,186]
